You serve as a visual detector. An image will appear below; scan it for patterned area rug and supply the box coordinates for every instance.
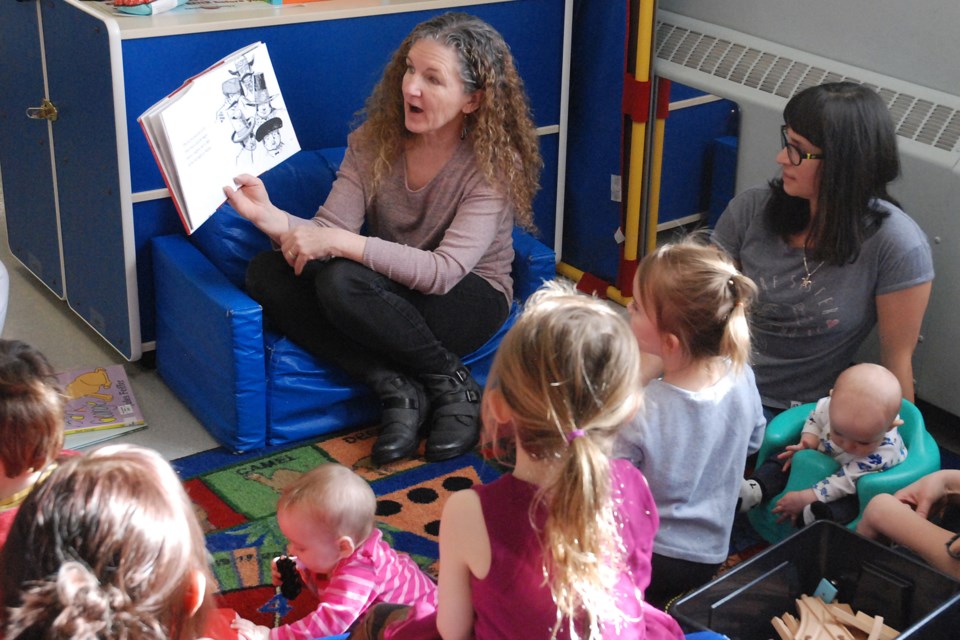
[172,425,769,627]
[172,425,506,627]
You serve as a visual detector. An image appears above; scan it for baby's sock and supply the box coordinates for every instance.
[737,478,763,513]
[802,501,833,526]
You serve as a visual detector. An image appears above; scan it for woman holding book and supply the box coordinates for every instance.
[224,12,542,466]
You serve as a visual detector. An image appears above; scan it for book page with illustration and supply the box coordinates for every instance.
[139,41,300,234]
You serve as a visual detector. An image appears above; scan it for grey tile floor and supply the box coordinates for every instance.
[0,187,218,461]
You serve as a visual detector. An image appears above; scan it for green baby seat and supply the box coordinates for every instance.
[747,398,941,544]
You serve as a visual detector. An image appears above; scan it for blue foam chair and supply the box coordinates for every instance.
[152,148,555,452]
[748,398,941,543]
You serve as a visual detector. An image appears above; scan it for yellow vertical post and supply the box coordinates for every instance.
[645,77,671,255]
[618,0,657,294]
[556,0,660,304]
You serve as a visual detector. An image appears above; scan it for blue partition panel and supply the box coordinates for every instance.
[44,1,139,356]
[562,0,626,282]
[0,0,63,297]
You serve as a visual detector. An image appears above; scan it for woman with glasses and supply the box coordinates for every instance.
[712,82,934,420]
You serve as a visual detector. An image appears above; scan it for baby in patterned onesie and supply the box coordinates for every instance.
[739,363,907,526]
[233,463,437,640]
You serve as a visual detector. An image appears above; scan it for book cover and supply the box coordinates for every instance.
[139,41,301,234]
[56,364,148,449]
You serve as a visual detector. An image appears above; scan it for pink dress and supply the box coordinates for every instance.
[382,460,683,640]
[469,459,684,639]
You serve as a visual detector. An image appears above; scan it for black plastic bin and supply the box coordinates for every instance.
[672,521,960,639]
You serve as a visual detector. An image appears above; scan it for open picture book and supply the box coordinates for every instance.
[139,41,300,234]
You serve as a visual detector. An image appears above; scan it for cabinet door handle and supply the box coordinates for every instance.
[26,98,58,122]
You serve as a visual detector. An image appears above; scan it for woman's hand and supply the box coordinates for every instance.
[223,174,289,241]
[279,225,366,276]
[895,469,960,519]
[860,484,960,580]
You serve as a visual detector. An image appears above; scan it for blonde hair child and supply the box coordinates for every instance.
[438,281,684,640]
[615,236,766,609]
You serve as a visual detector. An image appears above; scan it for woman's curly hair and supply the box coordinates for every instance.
[0,445,214,640]
[354,11,542,230]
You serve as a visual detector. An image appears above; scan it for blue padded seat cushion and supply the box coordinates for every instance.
[152,234,268,451]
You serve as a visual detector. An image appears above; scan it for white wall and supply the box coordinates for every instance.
[659,0,960,97]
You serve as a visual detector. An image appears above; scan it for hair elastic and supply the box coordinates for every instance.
[566,429,586,443]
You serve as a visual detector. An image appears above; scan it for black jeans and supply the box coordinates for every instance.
[245,250,509,380]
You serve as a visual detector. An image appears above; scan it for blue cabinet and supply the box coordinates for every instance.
[0,0,568,360]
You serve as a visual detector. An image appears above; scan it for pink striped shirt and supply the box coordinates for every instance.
[270,528,437,640]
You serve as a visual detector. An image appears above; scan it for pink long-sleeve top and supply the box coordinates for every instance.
[270,528,438,640]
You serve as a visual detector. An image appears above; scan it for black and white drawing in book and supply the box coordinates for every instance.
[139,41,300,235]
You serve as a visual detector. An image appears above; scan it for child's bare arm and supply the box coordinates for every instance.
[858,493,960,580]
[437,489,486,640]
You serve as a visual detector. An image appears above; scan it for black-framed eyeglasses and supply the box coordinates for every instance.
[780,125,824,166]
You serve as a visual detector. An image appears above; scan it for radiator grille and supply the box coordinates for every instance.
[656,21,960,154]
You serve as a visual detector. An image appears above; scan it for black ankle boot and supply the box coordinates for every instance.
[419,360,481,462]
[368,373,429,466]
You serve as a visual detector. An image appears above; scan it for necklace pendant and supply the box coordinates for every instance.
[800,276,813,291]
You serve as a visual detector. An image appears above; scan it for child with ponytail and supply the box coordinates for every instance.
[614,236,766,610]
[436,281,683,640]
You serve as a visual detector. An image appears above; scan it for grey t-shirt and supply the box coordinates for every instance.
[713,186,934,408]
[614,362,766,564]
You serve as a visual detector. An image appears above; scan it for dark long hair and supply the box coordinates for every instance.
[767,82,900,264]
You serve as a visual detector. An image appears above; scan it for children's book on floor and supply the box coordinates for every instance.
[138,40,300,234]
[57,364,147,449]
